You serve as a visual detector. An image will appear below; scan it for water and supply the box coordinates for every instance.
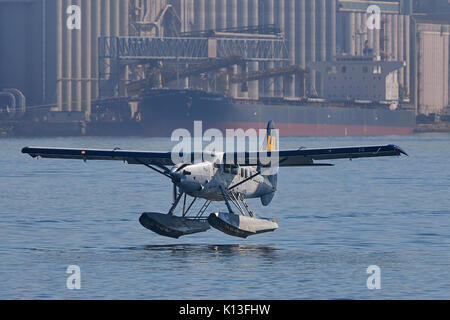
[1,134,449,299]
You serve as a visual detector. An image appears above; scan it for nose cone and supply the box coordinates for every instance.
[178,180,204,193]
[169,170,183,183]
[170,169,203,193]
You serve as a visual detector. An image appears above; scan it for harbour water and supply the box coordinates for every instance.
[1,134,449,299]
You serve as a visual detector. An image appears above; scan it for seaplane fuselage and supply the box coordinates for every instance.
[170,161,276,201]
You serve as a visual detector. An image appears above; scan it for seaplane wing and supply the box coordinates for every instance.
[275,144,408,167]
[220,144,407,167]
[22,144,407,167]
[22,147,177,166]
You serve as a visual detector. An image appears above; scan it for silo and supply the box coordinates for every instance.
[392,14,399,61]
[227,0,238,28]
[194,0,206,31]
[358,12,365,55]
[319,0,326,61]
[238,0,249,98]
[386,14,392,60]
[82,0,92,116]
[91,0,101,101]
[335,7,344,54]
[359,11,366,55]
[295,0,306,97]
[63,0,73,111]
[216,0,227,29]
[248,0,259,99]
[184,0,195,33]
[404,14,410,98]
[328,0,336,59]
[72,0,82,112]
[110,0,120,96]
[263,0,275,97]
[56,0,63,110]
[100,0,110,97]
[120,0,130,97]
[227,0,238,97]
[111,0,120,36]
[206,0,216,30]
[349,12,355,55]
[398,14,404,90]
[274,0,285,97]
[285,0,295,97]
[308,0,316,96]
[374,13,381,57]
[318,0,327,95]
[367,13,375,55]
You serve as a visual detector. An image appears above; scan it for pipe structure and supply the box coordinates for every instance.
[0,91,16,119]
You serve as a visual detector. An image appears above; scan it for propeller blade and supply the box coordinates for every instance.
[173,183,177,203]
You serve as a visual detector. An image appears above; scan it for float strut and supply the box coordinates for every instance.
[220,186,234,214]
[168,192,184,216]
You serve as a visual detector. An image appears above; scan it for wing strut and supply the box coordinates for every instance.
[133,158,172,179]
[228,171,261,191]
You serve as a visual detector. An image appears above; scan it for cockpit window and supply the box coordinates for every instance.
[183,170,192,175]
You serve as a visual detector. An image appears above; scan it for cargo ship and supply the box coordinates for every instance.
[129,89,415,137]
[89,55,416,137]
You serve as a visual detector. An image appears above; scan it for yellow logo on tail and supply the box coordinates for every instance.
[267,135,276,151]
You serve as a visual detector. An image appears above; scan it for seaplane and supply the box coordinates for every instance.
[22,121,407,239]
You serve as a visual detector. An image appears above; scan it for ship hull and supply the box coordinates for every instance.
[138,90,416,137]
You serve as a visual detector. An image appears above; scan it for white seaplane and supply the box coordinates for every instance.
[22,121,407,239]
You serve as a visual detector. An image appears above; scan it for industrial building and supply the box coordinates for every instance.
[0,0,449,132]
[412,14,450,116]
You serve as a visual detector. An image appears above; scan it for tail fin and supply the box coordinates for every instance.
[261,120,277,152]
[260,121,278,207]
